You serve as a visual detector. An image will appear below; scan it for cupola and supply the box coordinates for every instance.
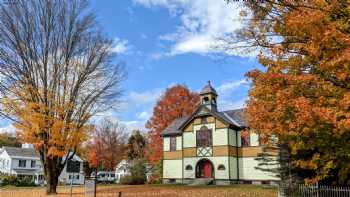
[199,81,218,111]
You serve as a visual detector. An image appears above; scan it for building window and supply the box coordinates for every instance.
[217,164,226,170]
[196,126,212,147]
[185,165,193,171]
[75,174,79,179]
[241,130,250,147]
[31,160,36,168]
[19,160,26,168]
[170,137,176,151]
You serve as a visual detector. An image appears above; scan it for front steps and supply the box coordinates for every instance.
[188,178,214,185]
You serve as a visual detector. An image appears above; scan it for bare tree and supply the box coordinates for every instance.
[0,0,124,194]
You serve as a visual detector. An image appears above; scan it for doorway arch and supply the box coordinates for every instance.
[195,159,214,178]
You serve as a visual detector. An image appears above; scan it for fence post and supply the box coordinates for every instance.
[118,191,122,197]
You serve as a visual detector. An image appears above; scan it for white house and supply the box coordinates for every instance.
[115,159,130,183]
[161,81,279,185]
[115,159,154,183]
[58,153,85,185]
[0,144,85,185]
[0,144,44,185]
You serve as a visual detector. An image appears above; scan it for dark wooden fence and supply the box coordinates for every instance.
[279,184,350,197]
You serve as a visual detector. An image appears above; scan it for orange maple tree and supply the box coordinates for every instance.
[0,1,124,194]
[145,85,199,165]
[224,1,350,184]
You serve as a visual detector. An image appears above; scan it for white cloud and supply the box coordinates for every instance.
[0,124,16,134]
[121,120,146,132]
[111,37,131,54]
[219,97,247,111]
[133,0,249,57]
[127,89,162,106]
[215,79,250,111]
[217,79,249,96]
[136,111,150,120]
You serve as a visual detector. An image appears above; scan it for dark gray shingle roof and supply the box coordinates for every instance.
[3,146,39,158]
[161,116,189,136]
[221,109,246,127]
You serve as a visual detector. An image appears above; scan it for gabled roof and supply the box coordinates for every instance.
[161,116,189,136]
[3,146,39,158]
[62,152,83,162]
[221,109,246,127]
[161,106,246,137]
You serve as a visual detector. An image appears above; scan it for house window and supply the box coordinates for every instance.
[185,165,193,171]
[19,160,26,168]
[170,137,176,151]
[31,160,36,168]
[75,174,79,179]
[196,126,212,147]
[218,164,226,170]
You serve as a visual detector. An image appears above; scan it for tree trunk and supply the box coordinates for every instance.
[46,178,58,195]
[45,158,61,195]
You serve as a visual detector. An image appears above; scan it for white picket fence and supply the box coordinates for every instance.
[279,184,350,197]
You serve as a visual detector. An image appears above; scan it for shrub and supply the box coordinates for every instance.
[120,175,133,185]
[120,159,147,185]
[147,174,161,184]
[147,161,162,184]
[0,174,17,186]
[15,177,36,187]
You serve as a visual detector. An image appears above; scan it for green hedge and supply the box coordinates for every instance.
[0,174,36,187]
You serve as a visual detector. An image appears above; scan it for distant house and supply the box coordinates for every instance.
[0,144,85,185]
[58,153,85,185]
[0,144,44,185]
[115,159,154,183]
[115,159,130,183]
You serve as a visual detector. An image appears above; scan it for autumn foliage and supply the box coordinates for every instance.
[87,119,127,171]
[146,85,199,165]
[231,1,350,184]
[0,1,124,193]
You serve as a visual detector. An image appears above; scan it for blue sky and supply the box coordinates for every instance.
[0,0,263,133]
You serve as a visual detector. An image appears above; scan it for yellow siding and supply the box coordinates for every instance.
[215,118,228,129]
[184,122,193,132]
[183,148,196,157]
[163,151,182,160]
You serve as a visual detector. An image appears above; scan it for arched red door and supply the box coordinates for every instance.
[203,161,212,177]
[196,159,213,178]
